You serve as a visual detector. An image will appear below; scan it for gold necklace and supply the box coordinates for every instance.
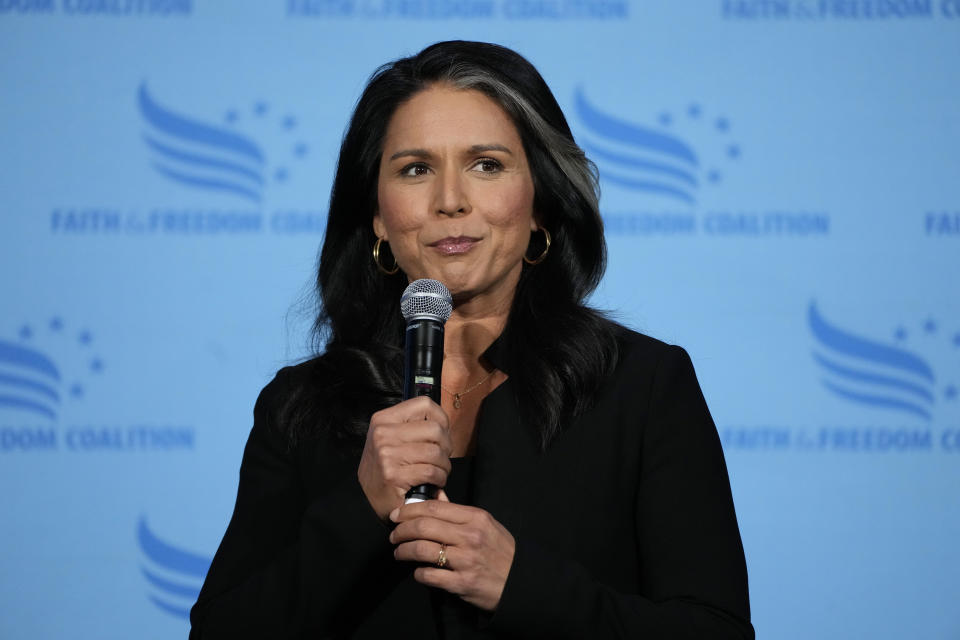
[441,369,496,409]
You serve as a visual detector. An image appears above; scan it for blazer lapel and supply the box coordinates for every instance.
[470,378,541,538]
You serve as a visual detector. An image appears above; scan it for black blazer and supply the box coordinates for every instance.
[190,329,753,638]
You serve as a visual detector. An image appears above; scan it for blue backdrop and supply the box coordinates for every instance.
[2,1,959,638]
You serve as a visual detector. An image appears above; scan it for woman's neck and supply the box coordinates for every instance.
[443,275,515,366]
[441,309,508,457]
[443,300,507,373]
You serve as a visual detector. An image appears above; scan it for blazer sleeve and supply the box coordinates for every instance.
[486,345,754,639]
[189,370,395,639]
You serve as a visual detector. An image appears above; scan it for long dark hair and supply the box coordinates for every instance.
[282,41,618,451]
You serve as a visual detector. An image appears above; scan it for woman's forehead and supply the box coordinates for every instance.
[382,86,523,153]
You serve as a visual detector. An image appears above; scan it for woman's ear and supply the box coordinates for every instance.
[372,212,387,240]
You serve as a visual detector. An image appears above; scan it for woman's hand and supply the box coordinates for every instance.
[389,493,516,612]
[358,396,453,521]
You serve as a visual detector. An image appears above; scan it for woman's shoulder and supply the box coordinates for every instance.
[256,356,325,407]
[279,355,328,386]
[259,343,394,400]
[250,357,326,437]
[255,346,401,446]
[606,319,687,358]
[602,319,698,385]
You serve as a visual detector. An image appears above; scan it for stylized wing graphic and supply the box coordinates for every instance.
[138,83,265,203]
[0,340,61,420]
[138,516,211,619]
[809,302,935,421]
[574,88,699,205]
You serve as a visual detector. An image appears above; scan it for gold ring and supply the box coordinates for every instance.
[436,543,448,569]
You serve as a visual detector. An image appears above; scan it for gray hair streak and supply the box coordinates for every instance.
[437,64,601,222]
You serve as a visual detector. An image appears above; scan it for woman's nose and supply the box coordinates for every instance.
[434,170,471,217]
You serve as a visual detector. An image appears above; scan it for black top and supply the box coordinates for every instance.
[190,328,754,639]
[435,457,479,638]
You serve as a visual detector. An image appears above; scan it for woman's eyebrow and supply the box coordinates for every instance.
[467,143,512,155]
[388,148,432,162]
[388,143,513,162]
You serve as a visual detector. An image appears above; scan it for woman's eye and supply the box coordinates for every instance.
[401,163,429,177]
[473,158,502,173]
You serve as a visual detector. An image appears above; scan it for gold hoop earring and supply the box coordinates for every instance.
[523,227,551,265]
[373,237,399,275]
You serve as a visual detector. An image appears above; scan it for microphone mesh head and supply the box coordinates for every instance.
[400,279,453,324]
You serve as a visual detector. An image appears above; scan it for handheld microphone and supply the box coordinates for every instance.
[400,279,453,503]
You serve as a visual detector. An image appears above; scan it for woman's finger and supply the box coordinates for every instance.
[393,539,458,569]
[390,497,475,525]
[367,422,453,463]
[414,567,463,595]
[389,515,466,547]
[381,423,453,454]
[368,419,451,449]
[387,463,449,491]
[371,395,449,428]
[379,442,451,472]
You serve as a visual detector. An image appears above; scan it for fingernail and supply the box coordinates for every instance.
[389,508,399,522]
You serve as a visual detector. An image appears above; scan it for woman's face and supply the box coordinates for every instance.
[374,85,537,307]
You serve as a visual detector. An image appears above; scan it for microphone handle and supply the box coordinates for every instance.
[403,319,444,503]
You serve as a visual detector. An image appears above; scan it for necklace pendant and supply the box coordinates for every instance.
[453,394,462,409]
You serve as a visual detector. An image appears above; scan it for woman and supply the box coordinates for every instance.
[190,41,753,638]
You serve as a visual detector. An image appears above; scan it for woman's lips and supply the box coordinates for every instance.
[429,236,480,255]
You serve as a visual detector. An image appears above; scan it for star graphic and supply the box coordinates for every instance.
[90,358,104,373]
[954,332,960,347]
[923,318,937,334]
[78,330,92,345]
[282,115,297,130]
[70,383,84,398]
[687,103,701,118]
[253,101,268,116]
[294,142,308,157]
[727,144,741,159]
[274,167,289,183]
[715,117,729,132]
[19,325,32,340]
[894,326,907,341]
[658,112,672,126]
[945,385,957,400]
[50,317,63,331]
[224,109,238,124]
[707,170,721,183]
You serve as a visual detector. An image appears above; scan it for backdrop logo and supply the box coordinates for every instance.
[0,1,191,16]
[138,83,307,204]
[808,302,948,421]
[49,83,325,236]
[575,88,738,207]
[0,317,194,453]
[137,516,211,620]
[574,88,828,237]
[721,0,953,21]
[720,302,960,454]
[286,0,628,20]
[0,317,102,425]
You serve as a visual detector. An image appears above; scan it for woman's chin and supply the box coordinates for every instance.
[403,261,522,308]
[410,265,474,293]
